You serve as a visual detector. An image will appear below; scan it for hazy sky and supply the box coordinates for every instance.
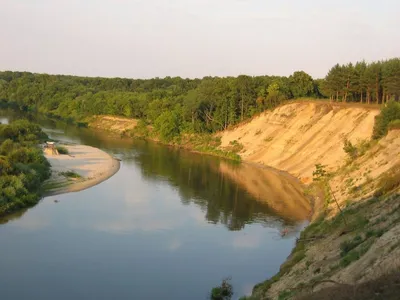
[1,0,399,79]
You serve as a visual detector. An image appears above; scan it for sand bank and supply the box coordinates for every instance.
[44,144,120,196]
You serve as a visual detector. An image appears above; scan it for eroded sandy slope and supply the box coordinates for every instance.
[220,102,379,183]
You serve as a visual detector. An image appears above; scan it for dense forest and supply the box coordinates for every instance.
[0,120,50,216]
[322,58,400,103]
[0,58,399,142]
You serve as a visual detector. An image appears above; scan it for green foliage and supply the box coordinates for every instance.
[0,120,50,216]
[340,250,361,267]
[132,119,149,138]
[340,235,363,257]
[183,134,241,161]
[343,139,358,159]
[154,109,182,142]
[324,58,400,103]
[278,289,296,300]
[56,146,69,155]
[210,278,233,300]
[60,171,81,179]
[0,70,322,139]
[228,140,244,153]
[374,164,400,196]
[312,164,328,181]
[289,71,314,98]
[388,119,400,130]
[373,101,400,139]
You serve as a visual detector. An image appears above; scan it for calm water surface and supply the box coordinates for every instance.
[0,110,309,300]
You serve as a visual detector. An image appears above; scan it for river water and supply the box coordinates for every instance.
[0,110,309,300]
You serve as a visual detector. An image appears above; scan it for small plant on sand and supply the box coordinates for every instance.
[228,140,244,153]
[312,164,328,181]
[56,146,69,155]
[60,171,81,179]
[343,139,358,159]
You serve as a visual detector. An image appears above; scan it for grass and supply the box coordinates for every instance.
[181,134,242,162]
[340,235,363,257]
[56,145,69,154]
[278,290,296,300]
[42,180,71,191]
[60,171,82,179]
[388,119,400,130]
[297,271,400,300]
[374,165,400,196]
[227,140,244,153]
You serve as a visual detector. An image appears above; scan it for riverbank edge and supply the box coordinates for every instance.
[43,144,121,197]
[86,115,400,300]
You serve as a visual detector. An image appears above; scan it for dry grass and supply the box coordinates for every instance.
[296,271,400,300]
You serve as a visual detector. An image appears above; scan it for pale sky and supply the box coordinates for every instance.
[0,0,399,79]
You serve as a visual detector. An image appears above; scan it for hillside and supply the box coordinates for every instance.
[219,102,379,182]
[217,102,400,299]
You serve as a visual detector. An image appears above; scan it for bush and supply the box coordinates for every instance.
[313,164,328,181]
[228,140,244,153]
[340,250,361,267]
[154,110,181,142]
[56,146,69,154]
[343,139,358,159]
[210,278,233,300]
[373,101,400,139]
[375,164,400,195]
[340,235,363,257]
[0,120,50,217]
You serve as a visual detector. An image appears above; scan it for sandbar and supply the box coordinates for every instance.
[44,144,120,196]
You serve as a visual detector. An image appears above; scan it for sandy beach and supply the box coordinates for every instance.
[44,144,120,196]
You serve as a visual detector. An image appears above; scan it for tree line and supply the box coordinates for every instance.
[322,58,400,103]
[0,57,399,141]
[0,120,51,216]
[0,70,319,137]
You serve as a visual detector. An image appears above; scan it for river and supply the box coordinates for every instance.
[0,110,309,300]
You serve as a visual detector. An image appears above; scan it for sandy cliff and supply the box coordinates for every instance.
[220,102,379,183]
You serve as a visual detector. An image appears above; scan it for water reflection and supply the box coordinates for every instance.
[0,109,310,300]
[127,141,310,231]
[0,109,310,231]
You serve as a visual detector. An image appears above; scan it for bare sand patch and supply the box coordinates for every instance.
[44,144,120,196]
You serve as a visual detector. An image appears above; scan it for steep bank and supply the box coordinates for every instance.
[219,102,379,183]
[218,102,400,299]
[44,144,120,196]
[85,102,400,299]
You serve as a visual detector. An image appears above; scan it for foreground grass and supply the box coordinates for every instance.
[246,191,400,300]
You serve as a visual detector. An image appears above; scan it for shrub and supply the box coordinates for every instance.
[340,250,360,267]
[375,165,400,195]
[340,235,363,257]
[313,164,328,181]
[228,140,244,153]
[373,101,400,139]
[210,278,233,300]
[0,120,51,216]
[343,139,358,159]
[154,110,181,142]
[56,146,69,155]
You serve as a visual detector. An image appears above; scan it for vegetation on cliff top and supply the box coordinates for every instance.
[1,57,399,143]
[0,120,50,216]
